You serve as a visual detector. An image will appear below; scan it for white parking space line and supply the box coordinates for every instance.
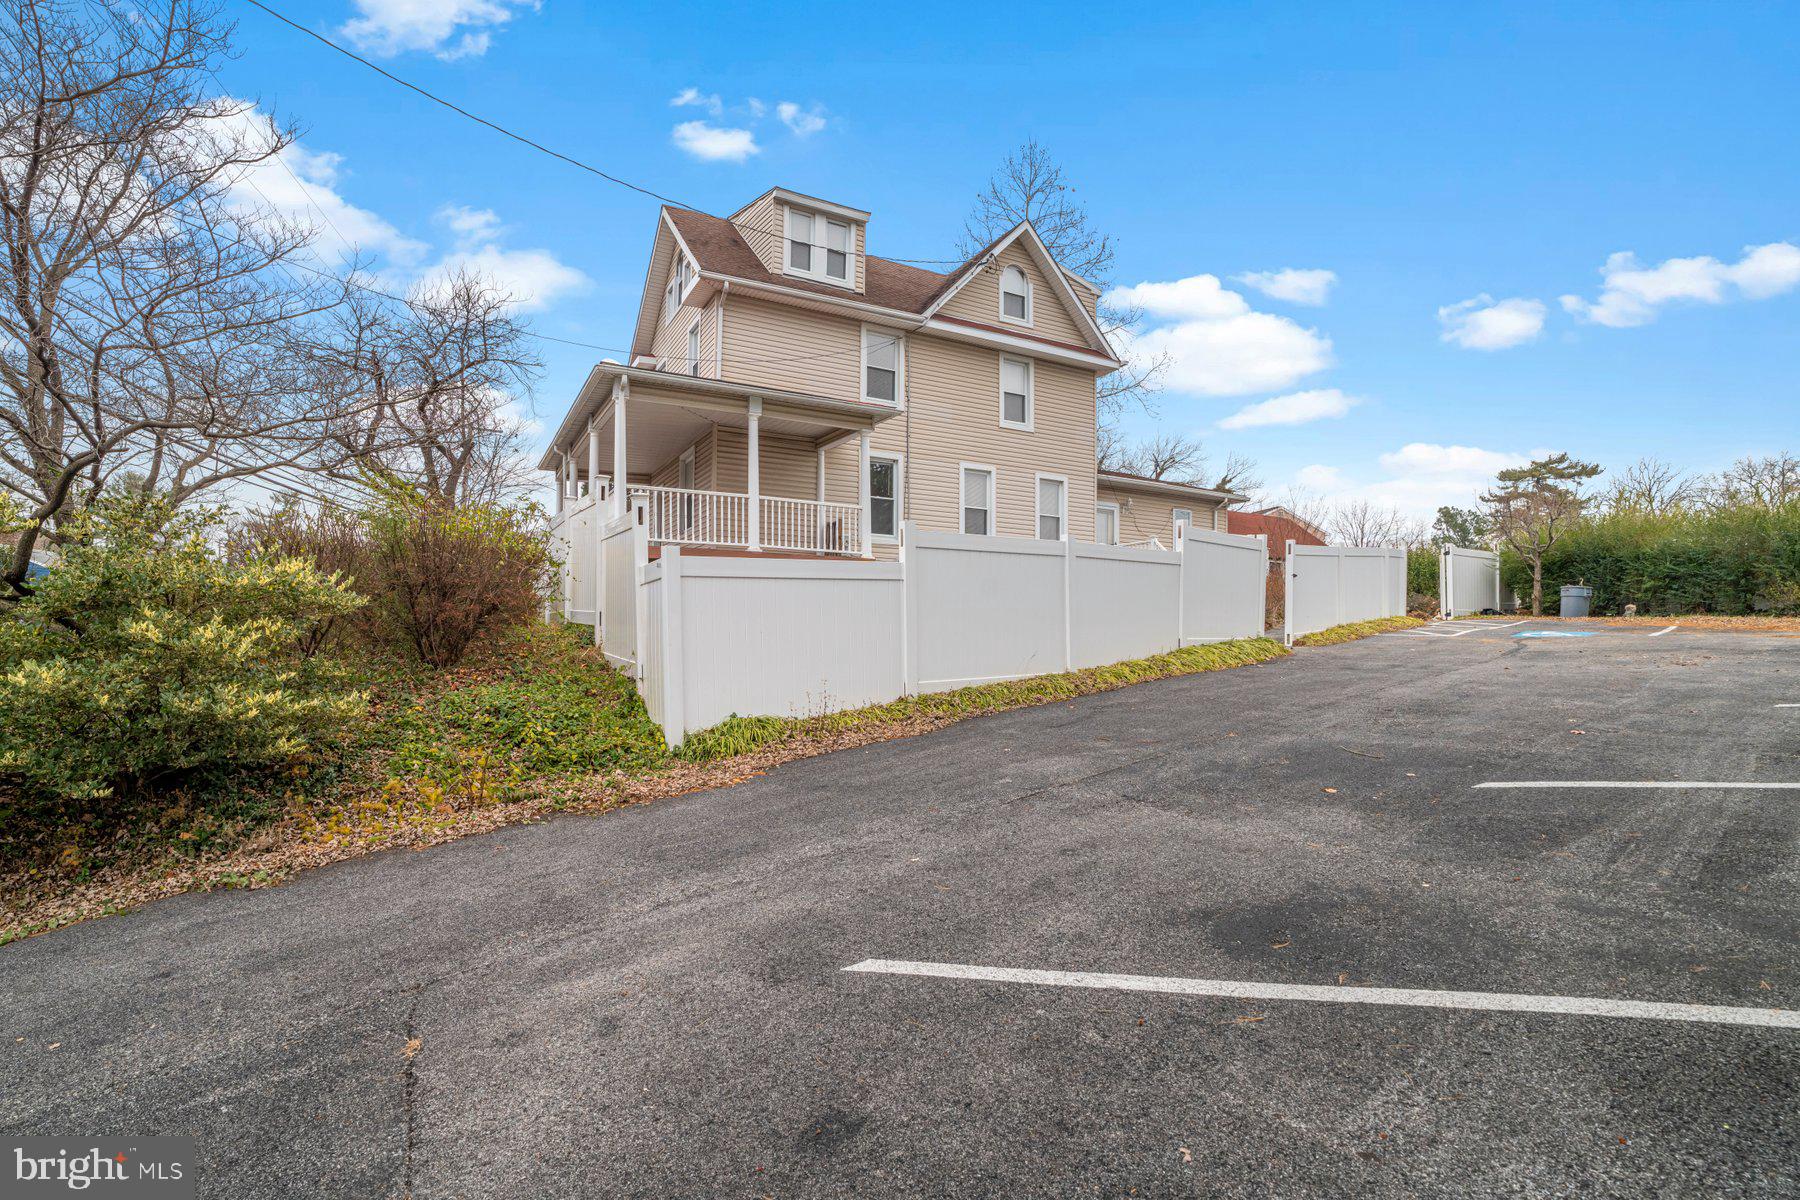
[1649,625,1678,637]
[1475,781,1800,790]
[1777,704,1800,708]
[843,960,1800,1030]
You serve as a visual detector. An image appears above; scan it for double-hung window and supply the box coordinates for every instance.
[1036,475,1067,541]
[1000,265,1032,324]
[863,328,901,403]
[1095,502,1119,545]
[868,454,901,541]
[663,254,692,323]
[999,356,1032,430]
[960,465,995,536]
[687,322,702,376]
[785,208,853,285]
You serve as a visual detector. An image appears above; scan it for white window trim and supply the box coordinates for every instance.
[999,264,1033,327]
[1172,507,1194,541]
[662,253,694,325]
[1035,472,1069,542]
[1095,501,1120,546]
[859,324,905,407]
[783,204,857,290]
[998,355,1034,432]
[686,321,702,376]
[867,451,904,544]
[959,461,997,537]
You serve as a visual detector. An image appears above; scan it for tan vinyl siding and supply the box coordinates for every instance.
[650,300,713,376]
[734,193,782,274]
[1096,485,1226,545]
[936,241,1088,348]
[827,335,1096,545]
[721,295,862,399]
[710,428,821,500]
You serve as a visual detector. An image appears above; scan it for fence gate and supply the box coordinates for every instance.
[1439,546,1501,618]
[1283,543,1407,645]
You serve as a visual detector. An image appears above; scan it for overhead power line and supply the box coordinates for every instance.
[238,0,970,265]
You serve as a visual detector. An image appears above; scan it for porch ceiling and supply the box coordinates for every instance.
[578,386,869,480]
[539,363,897,471]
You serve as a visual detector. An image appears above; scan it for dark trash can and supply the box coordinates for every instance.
[1559,585,1593,618]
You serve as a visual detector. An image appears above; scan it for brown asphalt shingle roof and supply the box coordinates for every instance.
[666,207,1000,315]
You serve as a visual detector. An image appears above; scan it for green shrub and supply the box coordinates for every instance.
[361,485,553,668]
[1501,503,1800,615]
[1407,548,1439,608]
[0,498,365,800]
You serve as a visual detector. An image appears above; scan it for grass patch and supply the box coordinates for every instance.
[677,638,1289,762]
[1293,615,1425,646]
[5,631,1288,943]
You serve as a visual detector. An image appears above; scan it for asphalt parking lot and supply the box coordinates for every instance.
[3,621,1797,1197]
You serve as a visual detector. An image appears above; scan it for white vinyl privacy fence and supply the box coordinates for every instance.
[612,520,1270,747]
[1439,546,1502,617]
[1282,543,1407,645]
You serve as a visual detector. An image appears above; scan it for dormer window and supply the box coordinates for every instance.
[785,206,853,285]
[663,253,693,323]
[1000,265,1032,324]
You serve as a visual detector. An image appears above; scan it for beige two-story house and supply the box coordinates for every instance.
[542,187,1241,587]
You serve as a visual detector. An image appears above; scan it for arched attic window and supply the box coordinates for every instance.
[1000,264,1032,324]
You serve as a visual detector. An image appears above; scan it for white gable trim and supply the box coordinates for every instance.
[921,221,1113,355]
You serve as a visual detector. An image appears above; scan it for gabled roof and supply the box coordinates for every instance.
[918,220,1114,356]
[667,207,950,312]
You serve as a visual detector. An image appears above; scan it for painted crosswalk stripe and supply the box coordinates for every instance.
[842,960,1799,1029]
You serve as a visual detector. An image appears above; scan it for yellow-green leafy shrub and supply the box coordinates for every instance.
[0,499,365,800]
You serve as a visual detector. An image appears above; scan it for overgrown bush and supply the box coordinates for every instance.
[0,498,365,801]
[1500,503,1800,615]
[1407,548,1439,610]
[230,503,372,656]
[361,486,552,668]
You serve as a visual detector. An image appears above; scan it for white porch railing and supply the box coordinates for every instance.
[761,495,864,555]
[626,485,863,556]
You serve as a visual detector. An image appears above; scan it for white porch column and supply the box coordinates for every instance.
[857,429,872,558]
[552,451,564,515]
[816,446,827,551]
[609,377,629,519]
[586,417,599,501]
[746,398,762,552]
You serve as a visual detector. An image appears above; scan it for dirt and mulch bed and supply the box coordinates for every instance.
[1292,615,1426,647]
[2,629,1291,945]
[1454,613,1800,632]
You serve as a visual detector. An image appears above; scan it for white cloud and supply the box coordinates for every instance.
[776,101,828,136]
[209,101,428,267]
[417,204,589,312]
[1235,268,1336,306]
[1437,294,1547,350]
[1561,242,1800,328]
[1218,388,1359,430]
[1105,274,1333,396]
[1289,443,1537,522]
[670,87,724,117]
[671,120,760,164]
[746,98,767,118]
[340,0,536,60]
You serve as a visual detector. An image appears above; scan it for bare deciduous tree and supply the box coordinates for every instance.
[320,272,541,505]
[1098,430,1260,494]
[1325,500,1418,548]
[0,0,365,598]
[1601,457,1702,515]
[1706,451,1799,511]
[960,139,1167,424]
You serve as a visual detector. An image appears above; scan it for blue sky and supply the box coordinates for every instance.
[216,1,1799,517]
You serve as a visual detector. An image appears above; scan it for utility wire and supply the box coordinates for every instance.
[237,0,971,265]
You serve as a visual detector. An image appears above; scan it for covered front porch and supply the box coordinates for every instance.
[545,366,894,561]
